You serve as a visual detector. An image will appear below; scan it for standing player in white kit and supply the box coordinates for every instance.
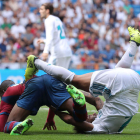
[37,3,72,69]
[25,27,140,134]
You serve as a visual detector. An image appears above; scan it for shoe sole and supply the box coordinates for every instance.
[10,119,34,135]
[128,27,140,46]
[66,84,85,106]
[25,55,38,81]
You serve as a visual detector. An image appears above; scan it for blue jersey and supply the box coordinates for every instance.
[17,74,71,115]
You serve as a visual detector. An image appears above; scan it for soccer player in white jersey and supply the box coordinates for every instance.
[37,3,72,69]
[25,27,140,134]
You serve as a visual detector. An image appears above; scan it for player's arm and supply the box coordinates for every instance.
[37,39,46,45]
[81,90,104,111]
[43,108,56,130]
[55,111,93,132]
[41,19,54,61]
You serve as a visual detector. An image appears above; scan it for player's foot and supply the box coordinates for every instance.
[128,26,140,46]
[24,55,38,81]
[66,85,85,106]
[10,118,34,135]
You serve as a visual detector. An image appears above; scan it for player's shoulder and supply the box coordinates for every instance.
[50,15,58,19]
[47,15,60,22]
[8,83,24,90]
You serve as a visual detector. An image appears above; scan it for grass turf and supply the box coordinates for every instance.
[1,95,140,140]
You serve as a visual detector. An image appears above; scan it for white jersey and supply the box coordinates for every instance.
[43,15,72,58]
[89,68,140,117]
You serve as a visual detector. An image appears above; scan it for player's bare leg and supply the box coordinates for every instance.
[35,59,92,92]
[71,73,93,92]
[25,55,92,92]
[7,104,31,122]
[4,104,32,134]
[59,98,73,115]
[51,109,94,131]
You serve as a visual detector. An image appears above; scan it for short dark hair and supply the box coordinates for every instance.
[0,80,15,97]
[42,3,54,14]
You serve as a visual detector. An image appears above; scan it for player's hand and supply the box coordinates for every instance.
[37,39,45,45]
[40,53,48,61]
[42,120,57,130]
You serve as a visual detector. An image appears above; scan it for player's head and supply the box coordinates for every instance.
[39,3,54,18]
[0,80,15,98]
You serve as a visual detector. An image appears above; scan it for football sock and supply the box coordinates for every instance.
[4,121,21,133]
[0,114,8,132]
[72,100,87,122]
[34,59,75,84]
[47,108,55,123]
[115,42,138,68]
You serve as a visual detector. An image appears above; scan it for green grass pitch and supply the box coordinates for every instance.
[1,95,140,140]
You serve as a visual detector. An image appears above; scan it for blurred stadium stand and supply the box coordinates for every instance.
[0,0,140,70]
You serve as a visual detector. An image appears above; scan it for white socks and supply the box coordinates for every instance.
[34,59,75,84]
[115,42,138,68]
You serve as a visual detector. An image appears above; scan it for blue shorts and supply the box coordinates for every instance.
[17,74,71,115]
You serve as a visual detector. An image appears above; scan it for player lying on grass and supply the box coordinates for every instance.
[25,27,140,134]
[0,79,99,133]
[0,80,19,132]
[2,74,103,135]
[0,79,102,134]
[0,80,58,132]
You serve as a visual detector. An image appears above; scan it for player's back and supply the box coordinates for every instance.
[44,15,72,57]
[0,84,25,114]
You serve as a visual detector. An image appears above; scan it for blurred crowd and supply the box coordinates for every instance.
[0,0,140,69]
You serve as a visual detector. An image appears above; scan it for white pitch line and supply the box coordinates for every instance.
[39,108,49,111]
[40,108,97,113]
[39,108,140,113]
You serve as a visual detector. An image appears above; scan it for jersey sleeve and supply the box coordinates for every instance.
[43,19,54,54]
[46,108,55,123]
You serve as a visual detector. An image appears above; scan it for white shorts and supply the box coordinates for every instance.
[86,112,133,134]
[48,56,71,69]
[89,68,140,98]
